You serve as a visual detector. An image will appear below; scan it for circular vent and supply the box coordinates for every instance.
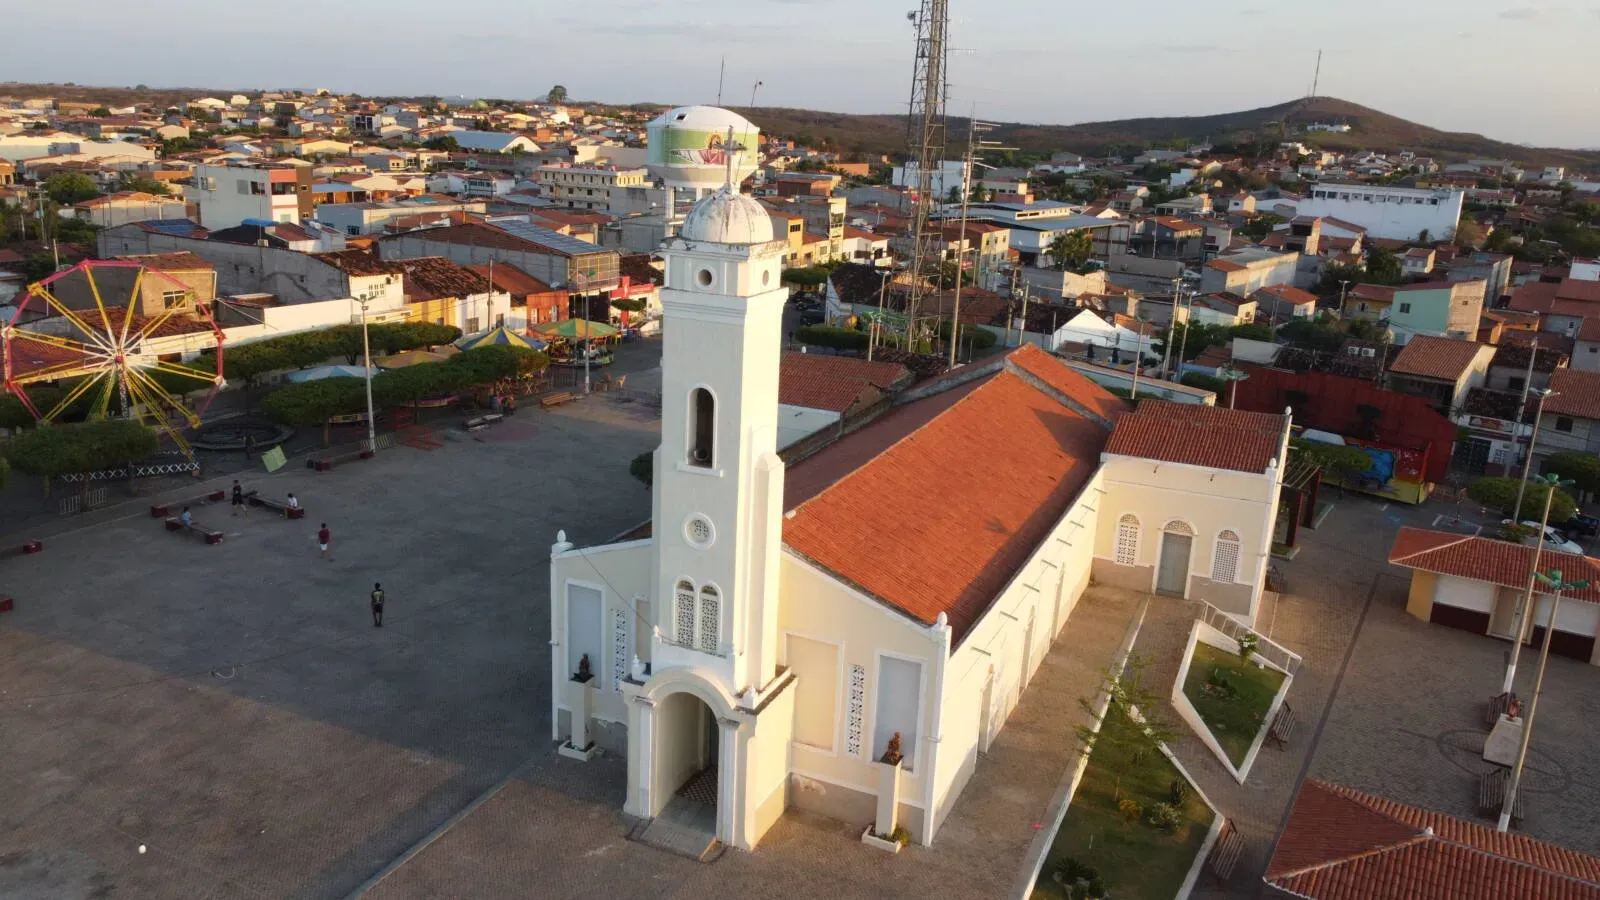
[685,515,715,549]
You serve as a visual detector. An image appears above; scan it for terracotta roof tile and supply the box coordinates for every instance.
[1254,284,1318,306]
[1546,368,1600,421]
[782,348,1118,641]
[1387,335,1488,382]
[1205,258,1246,272]
[1388,527,1600,603]
[1556,278,1600,302]
[466,262,556,297]
[779,352,910,415]
[1265,779,1600,899]
[1105,400,1287,473]
[1579,317,1600,343]
[115,251,214,271]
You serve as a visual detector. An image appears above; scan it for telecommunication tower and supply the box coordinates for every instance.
[902,0,949,334]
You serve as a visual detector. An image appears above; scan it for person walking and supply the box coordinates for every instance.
[231,479,245,517]
[370,583,385,628]
[318,523,332,561]
[244,434,257,460]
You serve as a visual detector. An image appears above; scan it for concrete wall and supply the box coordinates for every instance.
[98,228,351,303]
[549,540,656,746]
[776,404,840,450]
[1296,185,1464,241]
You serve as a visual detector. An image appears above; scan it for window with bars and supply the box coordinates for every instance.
[1212,530,1241,584]
[698,585,720,655]
[1115,514,1139,566]
[674,579,696,647]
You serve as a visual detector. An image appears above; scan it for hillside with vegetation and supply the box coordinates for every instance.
[735,96,1600,168]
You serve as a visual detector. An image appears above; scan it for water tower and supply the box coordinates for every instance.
[646,106,761,228]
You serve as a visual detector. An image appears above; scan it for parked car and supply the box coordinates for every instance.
[1502,520,1585,554]
[1563,512,1600,538]
[798,308,826,326]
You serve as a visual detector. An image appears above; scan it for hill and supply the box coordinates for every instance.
[734,96,1600,169]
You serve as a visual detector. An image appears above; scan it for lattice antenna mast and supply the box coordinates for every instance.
[903,0,949,339]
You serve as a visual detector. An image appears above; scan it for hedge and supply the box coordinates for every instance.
[795,325,869,351]
[3,419,159,477]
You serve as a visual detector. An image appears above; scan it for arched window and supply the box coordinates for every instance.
[674,579,696,646]
[1115,514,1140,566]
[1163,520,1195,536]
[1212,530,1241,584]
[689,388,714,467]
[698,585,721,655]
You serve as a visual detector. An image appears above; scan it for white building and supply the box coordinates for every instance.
[1294,182,1464,242]
[536,163,651,213]
[547,185,1289,853]
[891,160,971,198]
[183,163,308,229]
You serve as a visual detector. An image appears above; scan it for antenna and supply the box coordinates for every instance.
[716,56,726,106]
[903,0,950,350]
[1310,49,1322,99]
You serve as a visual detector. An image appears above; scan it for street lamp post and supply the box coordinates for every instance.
[1499,565,1589,832]
[1511,388,1557,534]
[1220,367,1249,409]
[1338,279,1351,317]
[1503,472,1571,694]
[358,293,377,452]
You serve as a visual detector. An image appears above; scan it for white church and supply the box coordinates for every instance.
[548,130,1292,855]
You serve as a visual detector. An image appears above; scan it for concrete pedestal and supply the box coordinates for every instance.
[1484,714,1524,767]
[860,760,903,853]
[559,676,598,761]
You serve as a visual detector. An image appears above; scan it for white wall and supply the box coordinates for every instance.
[1437,576,1496,613]
[1296,185,1464,241]
[777,404,840,449]
[1532,594,1600,636]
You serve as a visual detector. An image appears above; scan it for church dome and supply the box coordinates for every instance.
[679,187,774,245]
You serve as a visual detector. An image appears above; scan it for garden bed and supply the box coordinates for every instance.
[1178,634,1290,779]
[1035,704,1215,900]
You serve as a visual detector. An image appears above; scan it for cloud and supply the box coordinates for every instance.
[1161,44,1221,53]
[1498,6,1564,20]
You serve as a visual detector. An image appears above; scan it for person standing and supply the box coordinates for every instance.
[244,434,257,460]
[318,523,332,561]
[231,480,245,517]
[370,583,385,628]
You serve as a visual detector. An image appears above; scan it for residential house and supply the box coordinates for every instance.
[313,196,488,236]
[1201,248,1297,296]
[1188,292,1257,327]
[1346,283,1396,321]
[70,191,188,229]
[1050,308,1156,360]
[773,173,841,198]
[467,262,568,327]
[536,163,651,214]
[430,170,516,198]
[109,252,218,314]
[445,131,541,154]
[1264,779,1600,898]
[1296,182,1464,242]
[1252,284,1318,321]
[1137,216,1207,262]
[1387,281,1488,343]
[1402,246,1436,276]
[1573,318,1600,373]
[1483,342,1565,394]
[1388,528,1600,665]
[1382,334,1495,413]
[184,163,313,228]
[375,220,620,316]
[1507,276,1600,339]
[839,226,890,266]
[1445,251,1513,304]
[1534,368,1600,464]
[321,251,511,333]
[775,352,911,450]
[207,221,344,254]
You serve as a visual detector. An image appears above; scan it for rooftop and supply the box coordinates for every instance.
[1104,400,1287,474]
[1266,779,1600,900]
[1546,368,1600,421]
[1387,335,1488,382]
[114,251,214,272]
[779,352,911,415]
[1388,528,1600,604]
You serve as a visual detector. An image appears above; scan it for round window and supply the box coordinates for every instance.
[697,269,714,287]
[685,515,715,548]
[761,269,772,287]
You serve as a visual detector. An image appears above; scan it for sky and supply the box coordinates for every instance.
[6,0,1599,148]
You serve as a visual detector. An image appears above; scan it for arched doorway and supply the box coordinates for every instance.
[653,689,719,836]
[1156,520,1195,597]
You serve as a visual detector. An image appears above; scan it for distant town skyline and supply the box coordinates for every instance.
[8,0,1598,149]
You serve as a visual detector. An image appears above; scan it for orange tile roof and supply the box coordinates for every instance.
[779,352,910,415]
[1388,527,1600,603]
[1546,368,1600,421]
[782,347,1123,641]
[1255,284,1318,306]
[1387,335,1488,382]
[1105,400,1287,473]
[1205,258,1246,272]
[115,251,214,271]
[1557,278,1600,303]
[466,262,556,297]
[1266,779,1600,899]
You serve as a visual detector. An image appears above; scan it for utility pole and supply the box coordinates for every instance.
[947,115,1011,368]
[358,293,377,453]
[1504,408,1559,695]
[1501,563,1589,832]
[1338,279,1351,317]
[902,0,950,344]
[1511,388,1556,540]
[1161,275,1180,379]
[868,269,890,363]
[716,56,725,106]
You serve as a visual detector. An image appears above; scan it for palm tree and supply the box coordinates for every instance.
[1047,230,1094,272]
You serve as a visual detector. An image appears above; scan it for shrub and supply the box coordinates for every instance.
[1237,632,1260,660]
[1146,801,1182,834]
[3,419,159,477]
[1202,668,1238,701]
[888,825,912,847]
[1468,476,1577,524]
[795,325,869,352]
[1180,372,1225,394]
[1168,778,1190,805]
[1118,798,1141,824]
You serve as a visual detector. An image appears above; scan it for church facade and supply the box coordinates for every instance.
[548,185,1292,852]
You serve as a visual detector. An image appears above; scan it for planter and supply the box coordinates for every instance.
[860,826,903,854]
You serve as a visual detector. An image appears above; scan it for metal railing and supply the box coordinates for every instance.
[1195,598,1302,676]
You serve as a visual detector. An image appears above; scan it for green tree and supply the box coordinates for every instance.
[1072,655,1180,806]
[3,419,159,496]
[1229,322,1275,342]
[795,325,870,351]
[120,176,171,196]
[1453,218,1485,248]
[1468,476,1577,523]
[611,297,647,314]
[43,172,101,205]
[1290,438,1373,489]
[260,377,368,446]
[1237,213,1284,242]
[547,85,568,104]
[1365,246,1403,285]
[934,320,998,354]
[1047,230,1093,271]
[1318,261,1367,297]
[1280,318,1347,353]
[780,267,830,288]
[1179,372,1224,393]
[1544,451,1600,498]
[629,451,653,488]
[88,106,111,117]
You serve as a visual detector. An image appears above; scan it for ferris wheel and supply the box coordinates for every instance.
[1,260,225,457]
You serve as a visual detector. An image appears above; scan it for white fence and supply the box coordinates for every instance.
[1196,599,1302,676]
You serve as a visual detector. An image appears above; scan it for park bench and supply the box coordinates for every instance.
[0,596,13,614]
[164,517,224,545]
[1267,702,1298,750]
[463,412,504,432]
[1478,766,1524,825]
[245,490,305,519]
[150,490,226,518]
[540,391,577,409]
[1209,820,1245,882]
[0,539,43,561]
[1486,691,1518,729]
[308,447,374,472]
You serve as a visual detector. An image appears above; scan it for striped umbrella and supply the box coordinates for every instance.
[455,326,548,351]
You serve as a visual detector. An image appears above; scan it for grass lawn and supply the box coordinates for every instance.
[1182,641,1287,768]
[1034,704,1213,900]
